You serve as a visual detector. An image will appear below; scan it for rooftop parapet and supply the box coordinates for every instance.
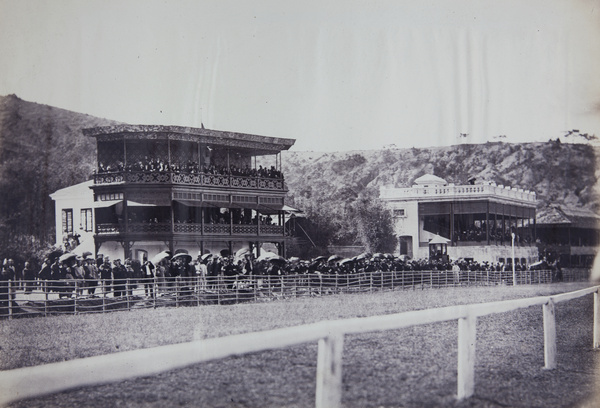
[380,182,536,205]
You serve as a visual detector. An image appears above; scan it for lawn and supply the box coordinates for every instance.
[1,282,599,407]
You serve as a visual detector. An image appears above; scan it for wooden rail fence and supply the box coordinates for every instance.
[0,285,598,407]
[1,268,587,318]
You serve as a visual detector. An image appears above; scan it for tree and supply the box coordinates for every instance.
[354,196,397,253]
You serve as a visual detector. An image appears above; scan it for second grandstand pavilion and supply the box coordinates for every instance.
[380,174,538,264]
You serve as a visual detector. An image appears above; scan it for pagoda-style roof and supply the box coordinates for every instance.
[536,205,600,228]
[83,125,295,155]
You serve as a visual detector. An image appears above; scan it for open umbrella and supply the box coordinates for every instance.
[328,255,342,263]
[354,252,371,261]
[172,253,192,263]
[257,251,279,262]
[151,251,171,265]
[340,258,354,265]
[268,255,287,264]
[59,253,77,263]
[235,247,251,257]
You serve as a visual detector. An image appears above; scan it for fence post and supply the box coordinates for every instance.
[315,333,344,408]
[593,290,600,349]
[44,283,48,317]
[197,276,201,307]
[543,298,557,369]
[126,279,131,311]
[102,280,106,313]
[153,276,157,309]
[7,280,13,320]
[457,312,476,400]
[74,281,78,315]
[175,277,179,308]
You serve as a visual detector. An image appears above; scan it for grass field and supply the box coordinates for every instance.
[1,282,599,407]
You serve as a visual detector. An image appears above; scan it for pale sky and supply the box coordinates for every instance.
[1,0,599,151]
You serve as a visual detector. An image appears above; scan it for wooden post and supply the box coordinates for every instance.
[593,290,600,349]
[457,313,476,400]
[153,276,157,309]
[102,280,106,313]
[315,333,344,408]
[197,276,200,307]
[543,299,557,370]
[126,279,130,311]
[74,281,78,315]
[8,280,12,320]
[44,285,48,317]
[175,277,179,308]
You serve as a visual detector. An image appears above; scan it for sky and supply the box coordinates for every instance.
[0,0,599,152]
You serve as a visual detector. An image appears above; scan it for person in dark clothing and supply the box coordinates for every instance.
[99,257,112,296]
[143,261,155,297]
[223,258,237,290]
[112,259,127,297]
[84,256,99,296]
[22,261,35,294]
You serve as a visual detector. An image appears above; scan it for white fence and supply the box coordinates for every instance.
[0,284,598,407]
[1,268,587,318]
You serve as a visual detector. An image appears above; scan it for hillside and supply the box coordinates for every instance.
[0,94,119,258]
[282,142,600,212]
[1,94,598,259]
[279,140,599,249]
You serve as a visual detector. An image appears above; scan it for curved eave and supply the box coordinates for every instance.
[83,125,295,155]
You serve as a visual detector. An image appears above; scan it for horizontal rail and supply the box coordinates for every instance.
[0,284,598,406]
[1,268,589,319]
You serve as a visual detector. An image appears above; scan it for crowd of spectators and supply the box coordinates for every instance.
[0,250,560,305]
[96,157,283,179]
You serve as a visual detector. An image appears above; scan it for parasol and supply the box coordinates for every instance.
[59,253,77,263]
[257,251,279,262]
[151,251,172,265]
[328,255,342,263]
[172,253,192,263]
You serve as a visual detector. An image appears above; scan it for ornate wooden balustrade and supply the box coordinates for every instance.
[97,223,284,236]
[94,171,285,191]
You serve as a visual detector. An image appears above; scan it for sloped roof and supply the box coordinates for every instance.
[49,180,94,200]
[83,125,296,155]
[413,174,447,186]
[536,205,600,228]
[428,234,450,244]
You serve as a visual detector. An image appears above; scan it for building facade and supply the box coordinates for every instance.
[51,125,296,263]
[536,205,600,267]
[380,174,538,264]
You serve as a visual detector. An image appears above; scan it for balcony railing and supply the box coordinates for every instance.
[94,171,285,191]
[97,223,284,236]
[380,183,536,203]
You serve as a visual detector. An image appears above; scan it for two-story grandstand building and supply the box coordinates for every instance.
[51,125,296,263]
[380,174,538,264]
